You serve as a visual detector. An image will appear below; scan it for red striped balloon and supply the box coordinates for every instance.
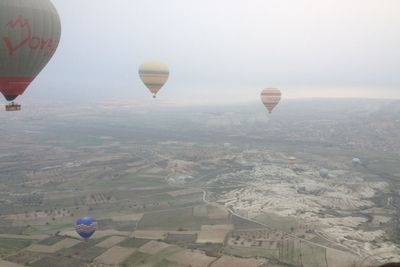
[260,88,281,114]
[288,157,297,166]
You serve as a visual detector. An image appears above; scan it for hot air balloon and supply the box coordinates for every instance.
[319,168,329,178]
[75,217,97,241]
[352,158,362,166]
[139,61,169,98]
[288,157,297,166]
[0,0,61,111]
[261,88,281,114]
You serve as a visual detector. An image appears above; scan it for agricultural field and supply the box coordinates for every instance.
[0,260,25,267]
[165,249,216,267]
[0,238,33,258]
[118,238,150,248]
[94,246,136,265]
[27,238,80,253]
[121,246,184,267]
[137,206,230,231]
[2,100,398,265]
[211,255,267,267]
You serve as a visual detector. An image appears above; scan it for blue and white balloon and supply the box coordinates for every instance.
[75,217,97,240]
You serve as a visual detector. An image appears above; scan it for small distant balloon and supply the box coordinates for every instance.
[288,157,297,166]
[75,217,97,241]
[352,158,362,166]
[139,61,169,98]
[319,168,329,178]
[261,88,281,114]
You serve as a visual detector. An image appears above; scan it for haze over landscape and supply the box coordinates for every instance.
[1,99,400,266]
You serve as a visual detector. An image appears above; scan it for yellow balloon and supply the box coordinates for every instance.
[139,61,169,98]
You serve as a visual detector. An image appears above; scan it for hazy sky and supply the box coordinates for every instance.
[27,0,400,104]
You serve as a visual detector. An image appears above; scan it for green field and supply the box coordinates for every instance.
[119,238,150,248]
[254,213,298,233]
[59,237,108,261]
[223,245,279,259]
[0,238,33,257]
[31,256,82,267]
[121,246,184,267]
[232,215,266,229]
[165,233,197,246]
[93,173,167,189]
[138,207,230,230]
[96,219,136,231]
[300,241,328,267]
[38,235,65,246]
[5,251,47,266]
[24,222,73,236]
[122,251,151,267]
[153,259,187,267]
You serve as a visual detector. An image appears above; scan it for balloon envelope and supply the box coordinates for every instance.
[319,168,329,178]
[261,88,281,114]
[288,157,297,166]
[139,61,169,98]
[75,217,97,240]
[0,0,61,101]
[352,158,362,165]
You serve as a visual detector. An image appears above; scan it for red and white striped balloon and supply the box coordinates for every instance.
[260,88,281,114]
